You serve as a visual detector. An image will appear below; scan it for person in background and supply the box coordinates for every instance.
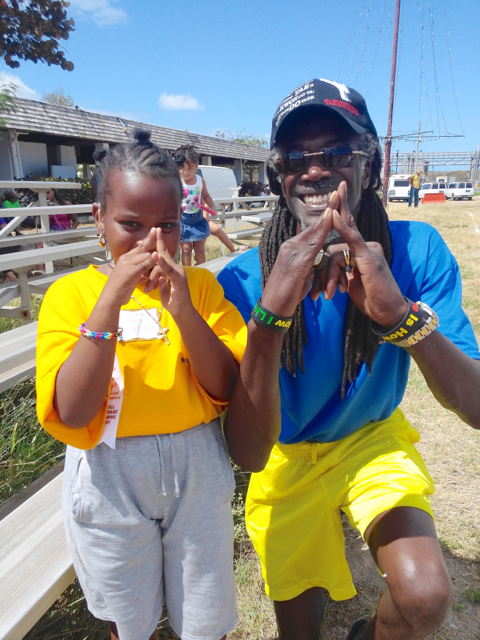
[31,188,80,275]
[407,169,423,208]
[46,189,79,229]
[173,145,248,265]
[0,189,21,224]
[0,215,19,282]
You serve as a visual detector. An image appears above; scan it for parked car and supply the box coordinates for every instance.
[418,182,447,200]
[387,174,411,202]
[195,166,238,204]
[446,182,474,200]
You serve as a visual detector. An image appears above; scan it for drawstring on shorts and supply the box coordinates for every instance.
[155,433,180,498]
[170,434,180,498]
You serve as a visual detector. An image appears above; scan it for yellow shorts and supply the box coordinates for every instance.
[245,408,435,602]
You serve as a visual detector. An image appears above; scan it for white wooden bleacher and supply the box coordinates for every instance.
[0,473,75,640]
[0,227,97,250]
[0,323,37,393]
[0,240,103,323]
[0,250,245,638]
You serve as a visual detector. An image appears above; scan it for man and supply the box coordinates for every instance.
[407,169,422,207]
[220,79,480,640]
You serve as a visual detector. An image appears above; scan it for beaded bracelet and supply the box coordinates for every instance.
[79,322,123,340]
[251,300,294,333]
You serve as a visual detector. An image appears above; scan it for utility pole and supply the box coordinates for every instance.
[382,0,401,207]
[414,120,421,171]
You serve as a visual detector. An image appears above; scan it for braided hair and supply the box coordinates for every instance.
[260,131,391,397]
[93,129,183,211]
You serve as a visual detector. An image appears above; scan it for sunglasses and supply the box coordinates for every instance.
[274,147,369,174]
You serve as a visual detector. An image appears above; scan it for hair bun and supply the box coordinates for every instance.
[133,129,152,145]
[93,149,107,162]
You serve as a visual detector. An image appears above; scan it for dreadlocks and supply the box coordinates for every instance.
[259,131,391,397]
[93,129,183,210]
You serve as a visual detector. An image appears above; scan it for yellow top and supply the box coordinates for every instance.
[410,173,422,189]
[36,265,247,449]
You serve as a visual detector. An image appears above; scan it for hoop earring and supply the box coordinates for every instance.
[98,230,110,262]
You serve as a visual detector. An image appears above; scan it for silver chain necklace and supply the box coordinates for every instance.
[107,262,171,345]
[130,294,170,345]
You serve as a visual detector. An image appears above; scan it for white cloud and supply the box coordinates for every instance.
[0,72,40,100]
[159,93,204,111]
[68,0,128,26]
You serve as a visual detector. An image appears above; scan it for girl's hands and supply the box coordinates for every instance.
[148,229,194,318]
[103,228,159,306]
[320,181,408,327]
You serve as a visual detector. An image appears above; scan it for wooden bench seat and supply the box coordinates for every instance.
[240,212,273,225]
[0,322,37,393]
[0,280,20,308]
[198,251,244,276]
[0,228,98,250]
[28,265,93,295]
[227,228,264,240]
[0,472,75,640]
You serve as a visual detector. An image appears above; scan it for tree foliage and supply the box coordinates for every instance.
[0,1,75,70]
[0,81,18,135]
[43,85,73,106]
[215,128,268,148]
[216,129,268,182]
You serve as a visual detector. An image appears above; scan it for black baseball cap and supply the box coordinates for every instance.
[270,78,377,149]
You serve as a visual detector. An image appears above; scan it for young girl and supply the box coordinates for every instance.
[36,130,247,640]
[46,188,79,230]
[173,145,248,266]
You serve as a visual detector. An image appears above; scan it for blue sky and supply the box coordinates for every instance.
[1,0,479,163]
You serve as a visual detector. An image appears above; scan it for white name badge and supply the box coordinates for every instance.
[118,308,164,342]
[98,354,124,449]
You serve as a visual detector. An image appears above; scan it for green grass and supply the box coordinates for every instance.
[0,379,65,507]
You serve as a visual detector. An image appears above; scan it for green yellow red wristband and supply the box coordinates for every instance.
[251,300,293,333]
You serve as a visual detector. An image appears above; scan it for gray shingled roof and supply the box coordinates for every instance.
[2,98,270,163]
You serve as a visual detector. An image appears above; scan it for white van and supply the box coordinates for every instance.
[196,166,238,203]
[446,182,474,200]
[387,174,411,202]
[419,182,447,200]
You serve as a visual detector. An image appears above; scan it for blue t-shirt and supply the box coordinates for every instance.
[218,221,480,444]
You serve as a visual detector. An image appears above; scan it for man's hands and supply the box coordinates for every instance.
[263,181,407,329]
[319,182,408,328]
[261,208,334,317]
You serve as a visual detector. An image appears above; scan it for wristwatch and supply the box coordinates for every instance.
[393,302,439,348]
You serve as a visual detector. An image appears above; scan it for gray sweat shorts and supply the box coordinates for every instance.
[62,419,238,640]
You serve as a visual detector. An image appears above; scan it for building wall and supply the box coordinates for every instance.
[18,141,48,177]
[0,135,13,180]
[58,145,77,166]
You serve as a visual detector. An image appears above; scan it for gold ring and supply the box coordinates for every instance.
[343,247,351,267]
[313,249,324,268]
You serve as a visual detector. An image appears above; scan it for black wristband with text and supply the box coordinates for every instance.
[251,300,294,333]
[372,297,425,343]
